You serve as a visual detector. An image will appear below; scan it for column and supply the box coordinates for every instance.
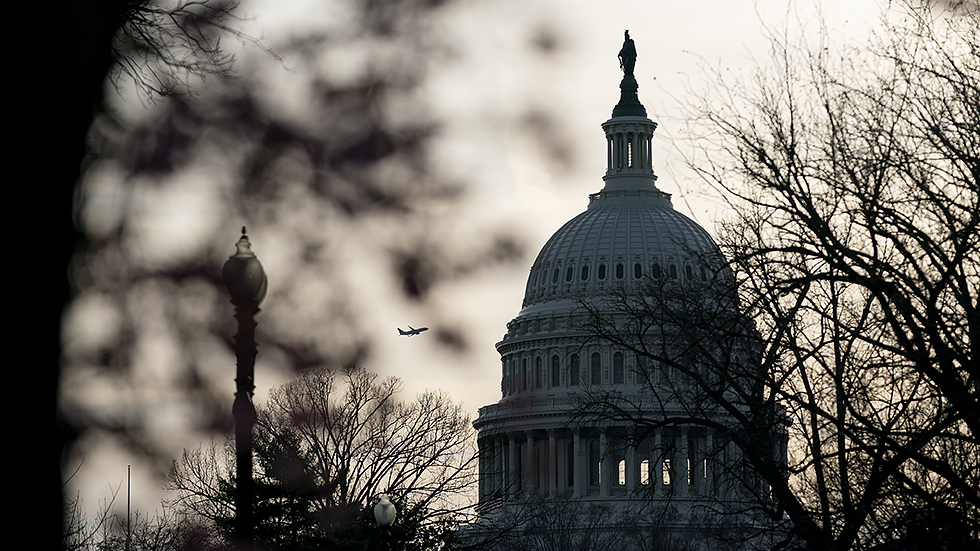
[679,426,689,497]
[525,431,535,497]
[606,136,613,172]
[625,427,637,493]
[477,437,485,500]
[616,131,626,170]
[508,435,517,499]
[705,431,714,497]
[556,432,567,496]
[654,428,662,493]
[724,439,735,498]
[548,430,557,496]
[599,429,610,497]
[573,430,584,498]
[632,132,639,169]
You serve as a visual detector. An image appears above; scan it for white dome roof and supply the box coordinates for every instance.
[522,187,721,310]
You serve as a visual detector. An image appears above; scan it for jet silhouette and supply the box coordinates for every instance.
[398,325,429,336]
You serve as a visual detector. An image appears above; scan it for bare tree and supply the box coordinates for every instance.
[110,0,270,99]
[167,365,478,549]
[491,498,631,551]
[64,490,194,551]
[580,2,978,550]
[60,1,529,545]
[468,492,741,551]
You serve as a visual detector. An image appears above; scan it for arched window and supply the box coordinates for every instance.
[685,265,693,280]
[652,263,661,279]
[570,354,580,386]
[669,264,678,279]
[521,358,528,391]
[535,357,543,389]
[700,267,707,281]
[640,459,650,485]
[591,352,602,384]
[551,355,560,388]
[566,266,574,282]
[613,352,624,384]
[597,263,606,280]
[581,265,589,281]
[552,267,560,284]
[634,263,643,279]
[616,263,625,279]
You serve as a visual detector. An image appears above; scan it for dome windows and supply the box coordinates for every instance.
[613,352,624,384]
[570,354,580,386]
[551,355,560,388]
[537,258,718,288]
[591,352,602,384]
[524,257,721,310]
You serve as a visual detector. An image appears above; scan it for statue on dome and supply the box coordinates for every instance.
[612,30,645,117]
[618,30,636,77]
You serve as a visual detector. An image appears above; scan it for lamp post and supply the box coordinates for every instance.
[374,495,397,551]
[222,227,267,551]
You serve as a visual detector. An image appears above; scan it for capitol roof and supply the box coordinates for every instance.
[518,32,723,313]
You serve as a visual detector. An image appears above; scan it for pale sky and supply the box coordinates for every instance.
[64,0,888,523]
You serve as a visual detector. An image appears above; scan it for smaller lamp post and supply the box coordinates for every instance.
[374,495,397,550]
[222,227,267,551]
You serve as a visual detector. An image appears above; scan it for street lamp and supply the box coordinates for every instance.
[374,495,397,550]
[374,495,397,527]
[222,227,267,551]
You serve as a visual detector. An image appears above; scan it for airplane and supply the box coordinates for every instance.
[398,325,429,337]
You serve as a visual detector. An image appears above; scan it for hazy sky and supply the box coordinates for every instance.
[65,0,888,522]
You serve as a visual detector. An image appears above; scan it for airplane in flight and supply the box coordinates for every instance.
[398,325,429,337]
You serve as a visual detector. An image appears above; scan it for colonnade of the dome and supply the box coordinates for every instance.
[476,424,763,505]
[604,118,657,175]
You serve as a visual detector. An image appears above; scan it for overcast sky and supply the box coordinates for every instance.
[65,0,889,521]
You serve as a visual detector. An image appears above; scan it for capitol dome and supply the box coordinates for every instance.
[471,33,779,545]
[521,188,722,311]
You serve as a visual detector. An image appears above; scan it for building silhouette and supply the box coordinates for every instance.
[472,31,785,548]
